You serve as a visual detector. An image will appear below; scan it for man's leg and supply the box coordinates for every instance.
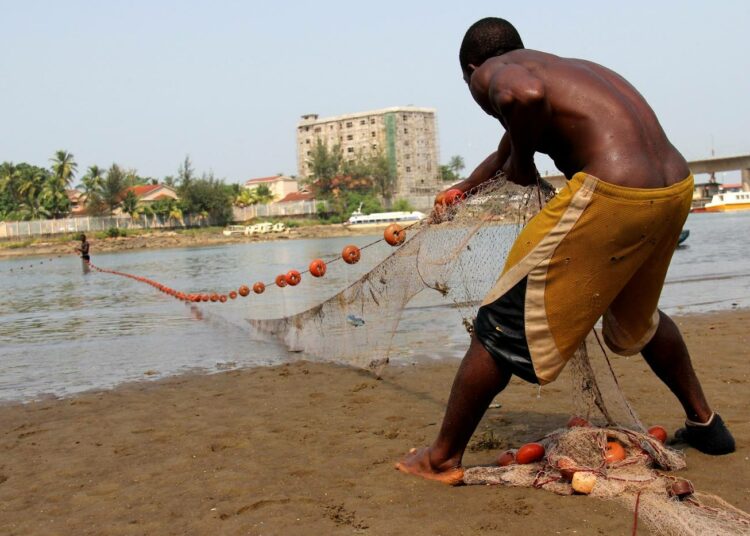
[641,310,735,454]
[395,336,512,484]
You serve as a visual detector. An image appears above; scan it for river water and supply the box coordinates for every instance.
[1,211,749,402]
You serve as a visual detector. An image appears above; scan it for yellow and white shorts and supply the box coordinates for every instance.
[474,172,694,385]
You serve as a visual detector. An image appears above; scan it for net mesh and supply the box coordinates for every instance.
[248,175,749,535]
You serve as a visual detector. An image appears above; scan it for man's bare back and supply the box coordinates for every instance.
[467,50,690,189]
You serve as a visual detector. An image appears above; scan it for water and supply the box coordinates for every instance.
[1,212,749,402]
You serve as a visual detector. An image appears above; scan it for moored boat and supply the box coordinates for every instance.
[703,191,750,212]
[344,203,426,227]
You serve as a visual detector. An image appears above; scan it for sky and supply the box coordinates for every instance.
[1,1,748,184]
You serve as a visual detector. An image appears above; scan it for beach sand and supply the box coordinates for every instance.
[0,310,747,535]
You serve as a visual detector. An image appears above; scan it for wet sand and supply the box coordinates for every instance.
[0,310,748,535]
[0,224,380,260]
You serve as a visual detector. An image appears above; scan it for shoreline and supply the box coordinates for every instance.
[0,224,385,260]
[0,309,747,534]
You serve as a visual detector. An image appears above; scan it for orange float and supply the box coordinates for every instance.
[201,294,210,302]
[309,259,327,277]
[219,295,227,303]
[253,282,265,294]
[434,191,446,206]
[605,441,626,464]
[567,416,591,428]
[384,223,406,246]
[238,285,250,297]
[648,425,668,443]
[228,291,238,300]
[210,293,219,302]
[275,274,288,288]
[285,270,301,286]
[342,245,361,264]
[442,188,465,205]
[496,450,516,467]
[516,443,545,464]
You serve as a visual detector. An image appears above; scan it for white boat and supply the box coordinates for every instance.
[344,203,426,226]
[703,191,750,212]
[222,225,248,236]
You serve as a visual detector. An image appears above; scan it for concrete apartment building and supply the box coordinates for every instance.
[296,106,441,206]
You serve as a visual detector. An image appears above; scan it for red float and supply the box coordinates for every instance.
[229,291,238,299]
[219,295,227,303]
[238,285,250,297]
[309,259,327,277]
[253,282,265,294]
[210,293,219,302]
[275,274,288,288]
[516,443,545,464]
[496,450,516,467]
[648,425,668,444]
[567,416,591,428]
[285,270,301,286]
[605,441,626,464]
[342,245,361,264]
[442,188,465,205]
[384,223,406,246]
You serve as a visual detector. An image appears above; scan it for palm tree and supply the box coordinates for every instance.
[234,188,255,208]
[448,155,465,178]
[79,165,106,214]
[50,150,77,189]
[121,190,140,218]
[101,164,126,215]
[254,184,275,204]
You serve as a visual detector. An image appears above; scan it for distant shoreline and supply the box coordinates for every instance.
[0,224,386,260]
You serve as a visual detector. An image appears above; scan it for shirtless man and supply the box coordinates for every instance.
[396,17,735,485]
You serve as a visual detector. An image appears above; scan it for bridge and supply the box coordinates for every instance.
[542,154,750,189]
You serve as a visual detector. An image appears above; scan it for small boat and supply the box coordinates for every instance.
[703,191,750,212]
[222,225,248,236]
[344,203,426,227]
[677,229,689,246]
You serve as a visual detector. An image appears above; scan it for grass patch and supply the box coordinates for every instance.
[1,239,35,249]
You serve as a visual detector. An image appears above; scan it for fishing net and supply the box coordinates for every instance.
[250,176,641,429]
[249,174,749,535]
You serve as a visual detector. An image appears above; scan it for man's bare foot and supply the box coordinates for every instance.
[394,447,464,485]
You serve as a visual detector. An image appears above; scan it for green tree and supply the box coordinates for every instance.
[121,190,140,218]
[368,150,397,204]
[448,155,465,178]
[79,165,107,215]
[179,175,233,226]
[234,188,255,207]
[177,155,195,192]
[253,184,275,204]
[305,139,342,196]
[45,150,77,218]
[392,198,415,212]
[17,164,52,220]
[102,164,126,214]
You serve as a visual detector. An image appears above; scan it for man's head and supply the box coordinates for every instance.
[80,233,86,242]
[459,17,523,82]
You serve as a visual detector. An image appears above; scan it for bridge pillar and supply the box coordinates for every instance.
[743,169,750,191]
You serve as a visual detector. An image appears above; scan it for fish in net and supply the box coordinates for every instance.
[249,175,750,535]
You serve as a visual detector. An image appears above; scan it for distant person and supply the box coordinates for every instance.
[396,17,734,485]
[75,234,90,272]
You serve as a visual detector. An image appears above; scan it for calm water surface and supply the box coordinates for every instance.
[1,212,749,402]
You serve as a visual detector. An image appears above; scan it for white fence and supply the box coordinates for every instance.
[232,200,322,222]
[0,214,212,240]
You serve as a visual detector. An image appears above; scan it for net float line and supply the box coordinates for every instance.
[7,255,65,273]
[82,174,528,303]
[83,188,473,303]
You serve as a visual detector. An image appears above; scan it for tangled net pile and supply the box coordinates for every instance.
[251,175,749,535]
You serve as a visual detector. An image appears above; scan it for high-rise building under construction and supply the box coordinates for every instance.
[296,106,441,205]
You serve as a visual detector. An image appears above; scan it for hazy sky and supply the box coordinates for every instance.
[2,1,748,184]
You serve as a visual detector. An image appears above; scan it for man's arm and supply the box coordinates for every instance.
[488,64,548,186]
[449,133,511,195]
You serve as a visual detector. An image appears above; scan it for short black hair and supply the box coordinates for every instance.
[459,17,524,74]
